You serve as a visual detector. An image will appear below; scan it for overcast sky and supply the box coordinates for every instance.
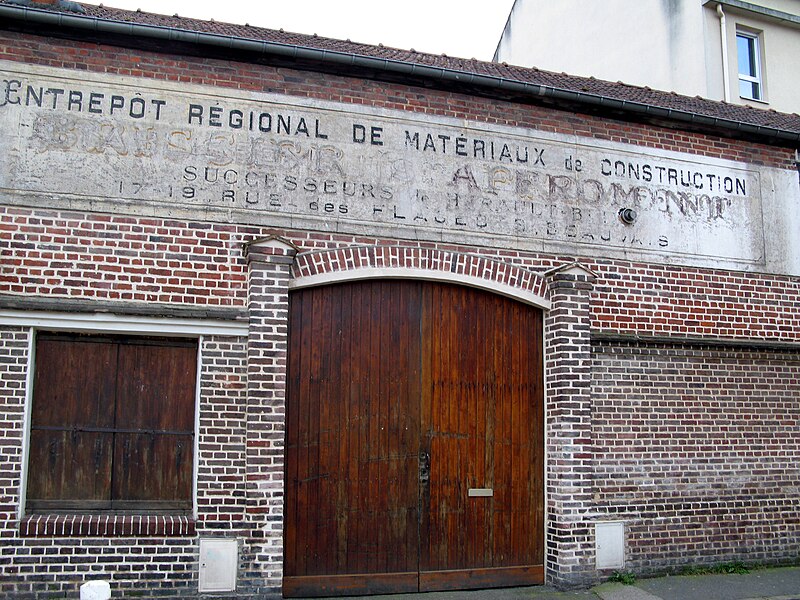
[81,0,515,61]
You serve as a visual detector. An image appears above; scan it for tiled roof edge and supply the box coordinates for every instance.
[1,1,799,146]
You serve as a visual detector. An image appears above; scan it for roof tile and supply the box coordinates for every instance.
[4,0,800,136]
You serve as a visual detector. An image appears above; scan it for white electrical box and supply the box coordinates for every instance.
[199,538,238,593]
[595,521,625,569]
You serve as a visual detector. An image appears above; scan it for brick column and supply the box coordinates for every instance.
[0,327,30,536]
[544,262,597,587]
[243,236,297,595]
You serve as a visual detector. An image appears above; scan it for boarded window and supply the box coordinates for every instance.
[27,333,197,513]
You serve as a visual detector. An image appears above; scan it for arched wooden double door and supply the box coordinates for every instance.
[284,280,544,597]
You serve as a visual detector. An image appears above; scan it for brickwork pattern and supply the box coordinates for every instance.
[592,341,800,572]
[293,245,548,298]
[4,206,799,344]
[592,262,800,341]
[0,207,250,307]
[0,326,28,544]
[196,336,248,533]
[243,240,297,595]
[1,537,199,599]
[544,269,597,586]
[0,207,561,312]
[195,334,253,595]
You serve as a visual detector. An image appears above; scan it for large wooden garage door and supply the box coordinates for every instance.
[284,280,544,597]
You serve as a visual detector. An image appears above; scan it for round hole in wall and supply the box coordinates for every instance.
[618,207,637,225]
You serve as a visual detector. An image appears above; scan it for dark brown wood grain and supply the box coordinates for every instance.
[27,334,196,512]
[113,341,196,508]
[27,337,117,506]
[284,281,544,596]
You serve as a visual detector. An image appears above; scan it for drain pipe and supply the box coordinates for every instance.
[796,150,800,186]
[717,4,732,102]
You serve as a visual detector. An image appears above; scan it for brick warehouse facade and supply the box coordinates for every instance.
[0,1,799,598]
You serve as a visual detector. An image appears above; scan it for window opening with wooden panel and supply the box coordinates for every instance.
[26,333,198,514]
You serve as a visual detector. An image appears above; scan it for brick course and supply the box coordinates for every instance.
[591,341,800,572]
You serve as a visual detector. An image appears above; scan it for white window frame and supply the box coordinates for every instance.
[736,29,763,101]
[5,310,249,520]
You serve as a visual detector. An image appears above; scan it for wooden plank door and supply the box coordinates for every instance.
[419,283,544,591]
[283,281,422,597]
[284,280,543,597]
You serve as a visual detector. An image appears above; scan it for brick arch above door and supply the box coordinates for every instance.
[289,245,551,309]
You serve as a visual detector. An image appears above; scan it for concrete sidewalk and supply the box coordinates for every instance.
[598,566,800,600]
[314,566,800,600]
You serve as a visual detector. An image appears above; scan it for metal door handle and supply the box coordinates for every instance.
[419,450,430,483]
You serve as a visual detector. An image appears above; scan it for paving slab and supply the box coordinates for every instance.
[310,566,800,600]
[635,566,800,600]
[594,582,662,600]
[313,585,599,600]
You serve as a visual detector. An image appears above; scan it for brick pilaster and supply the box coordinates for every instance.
[544,262,597,586]
[243,236,297,596]
[0,327,29,535]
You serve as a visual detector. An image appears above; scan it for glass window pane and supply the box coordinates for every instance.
[746,37,758,76]
[739,79,761,100]
[739,79,751,98]
[737,34,758,77]
[737,35,751,75]
[736,32,762,100]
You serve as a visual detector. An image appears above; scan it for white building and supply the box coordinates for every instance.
[494,0,800,114]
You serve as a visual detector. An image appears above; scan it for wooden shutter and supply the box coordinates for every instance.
[112,340,196,511]
[27,337,117,511]
[27,333,197,513]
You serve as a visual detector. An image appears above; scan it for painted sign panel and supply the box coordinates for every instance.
[0,63,766,266]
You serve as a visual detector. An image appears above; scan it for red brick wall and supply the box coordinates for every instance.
[591,262,800,341]
[0,208,249,306]
[3,205,798,343]
[592,340,800,571]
